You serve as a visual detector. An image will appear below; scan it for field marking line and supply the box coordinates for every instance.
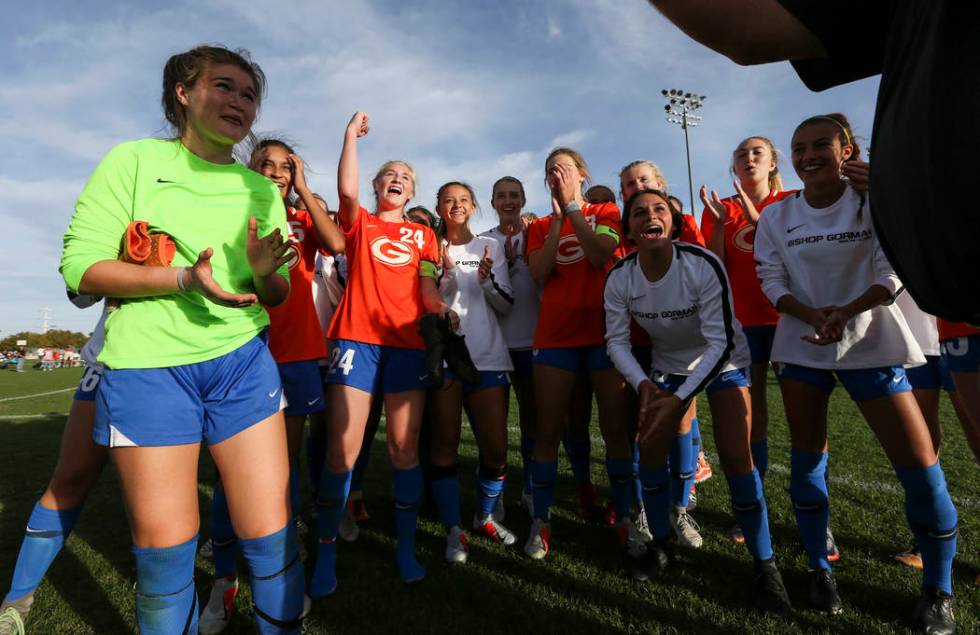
[0,412,69,420]
[0,387,76,402]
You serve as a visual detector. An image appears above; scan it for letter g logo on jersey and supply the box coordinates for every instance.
[732,225,755,253]
[370,237,414,266]
[555,235,585,264]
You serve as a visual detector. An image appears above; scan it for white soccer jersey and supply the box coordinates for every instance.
[896,291,940,357]
[439,235,514,371]
[312,252,345,340]
[80,306,108,368]
[604,244,750,403]
[754,186,924,369]
[480,226,540,350]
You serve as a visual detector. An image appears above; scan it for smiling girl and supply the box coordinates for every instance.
[311,112,455,593]
[605,188,791,612]
[427,181,516,563]
[754,114,957,632]
[58,45,305,633]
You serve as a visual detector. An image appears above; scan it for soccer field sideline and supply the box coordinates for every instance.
[1,368,977,634]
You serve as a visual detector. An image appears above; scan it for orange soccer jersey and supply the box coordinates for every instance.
[700,190,795,327]
[327,206,438,349]
[937,318,980,342]
[265,207,328,363]
[678,214,705,247]
[528,202,621,349]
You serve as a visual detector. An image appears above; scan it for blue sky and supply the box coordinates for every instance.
[0,0,879,337]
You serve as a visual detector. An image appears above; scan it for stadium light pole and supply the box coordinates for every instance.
[662,89,705,213]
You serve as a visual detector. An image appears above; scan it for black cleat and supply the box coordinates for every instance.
[753,559,792,617]
[639,538,672,578]
[912,587,955,635]
[623,550,649,582]
[808,568,843,615]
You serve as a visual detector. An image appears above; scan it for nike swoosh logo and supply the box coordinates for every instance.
[307,397,321,406]
[156,178,175,183]
[892,375,903,383]
[786,224,805,234]
[496,374,506,380]
[630,295,645,301]
[418,374,428,381]
[268,389,280,398]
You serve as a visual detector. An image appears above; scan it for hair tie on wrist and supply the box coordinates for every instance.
[176,267,188,292]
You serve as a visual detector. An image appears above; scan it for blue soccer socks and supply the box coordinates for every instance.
[530,459,558,521]
[727,470,773,561]
[240,525,306,635]
[311,470,351,597]
[393,466,425,582]
[790,449,830,570]
[639,465,671,540]
[133,535,198,635]
[5,503,81,603]
[896,462,958,594]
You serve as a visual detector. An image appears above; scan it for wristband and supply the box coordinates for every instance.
[176,267,189,292]
[563,201,582,215]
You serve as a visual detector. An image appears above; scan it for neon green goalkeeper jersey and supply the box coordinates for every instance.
[61,139,289,369]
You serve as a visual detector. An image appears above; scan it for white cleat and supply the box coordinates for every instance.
[473,514,517,546]
[445,526,469,564]
[199,576,238,635]
[524,518,551,560]
[614,517,649,558]
[634,504,653,543]
[671,507,703,549]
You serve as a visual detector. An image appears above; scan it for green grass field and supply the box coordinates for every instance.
[0,366,977,634]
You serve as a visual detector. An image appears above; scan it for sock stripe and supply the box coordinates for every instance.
[251,553,299,581]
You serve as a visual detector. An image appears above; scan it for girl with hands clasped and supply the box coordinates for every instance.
[479,177,542,514]
[754,114,957,633]
[312,112,455,593]
[604,188,791,614]
[59,46,306,634]
[428,182,517,564]
[524,148,633,563]
[698,136,796,544]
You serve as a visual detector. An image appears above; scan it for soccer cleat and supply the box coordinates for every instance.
[808,568,843,615]
[473,514,517,546]
[633,505,653,544]
[727,524,746,544]
[576,482,598,520]
[199,537,214,559]
[686,484,698,512]
[671,507,703,549]
[894,544,923,570]
[642,538,673,576]
[614,517,648,559]
[199,576,239,635]
[911,587,955,635]
[826,527,841,562]
[694,453,713,483]
[349,497,370,522]
[753,559,793,617]
[524,518,551,560]
[0,594,32,635]
[338,504,360,543]
[445,526,469,564]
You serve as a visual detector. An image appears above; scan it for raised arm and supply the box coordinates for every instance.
[338,112,369,228]
[289,153,345,254]
[646,0,825,65]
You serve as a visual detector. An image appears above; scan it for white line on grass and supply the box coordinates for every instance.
[503,425,979,510]
[0,412,69,420]
[0,387,75,402]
